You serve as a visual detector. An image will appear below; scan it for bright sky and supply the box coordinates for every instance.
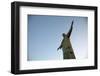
[27,15,88,61]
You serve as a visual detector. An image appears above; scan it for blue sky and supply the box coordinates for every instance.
[27,15,88,61]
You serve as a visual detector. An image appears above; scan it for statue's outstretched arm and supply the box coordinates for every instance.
[57,39,64,50]
[57,44,62,50]
[67,20,74,38]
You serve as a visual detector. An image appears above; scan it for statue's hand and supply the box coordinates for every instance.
[57,45,62,51]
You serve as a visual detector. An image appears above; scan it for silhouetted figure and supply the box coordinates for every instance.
[57,20,76,59]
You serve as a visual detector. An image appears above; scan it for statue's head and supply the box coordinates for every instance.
[62,33,66,38]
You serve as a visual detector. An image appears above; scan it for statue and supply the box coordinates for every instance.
[57,20,76,59]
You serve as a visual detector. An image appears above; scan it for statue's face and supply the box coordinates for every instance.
[62,33,69,38]
[62,33,66,38]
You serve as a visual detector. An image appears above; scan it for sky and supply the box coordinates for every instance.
[27,15,88,61]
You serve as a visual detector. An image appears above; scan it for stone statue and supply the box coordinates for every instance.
[57,20,76,59]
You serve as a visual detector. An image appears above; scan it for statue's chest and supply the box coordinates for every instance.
[62,38,72,48]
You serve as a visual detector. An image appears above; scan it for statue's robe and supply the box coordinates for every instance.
[61,36,76,59]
